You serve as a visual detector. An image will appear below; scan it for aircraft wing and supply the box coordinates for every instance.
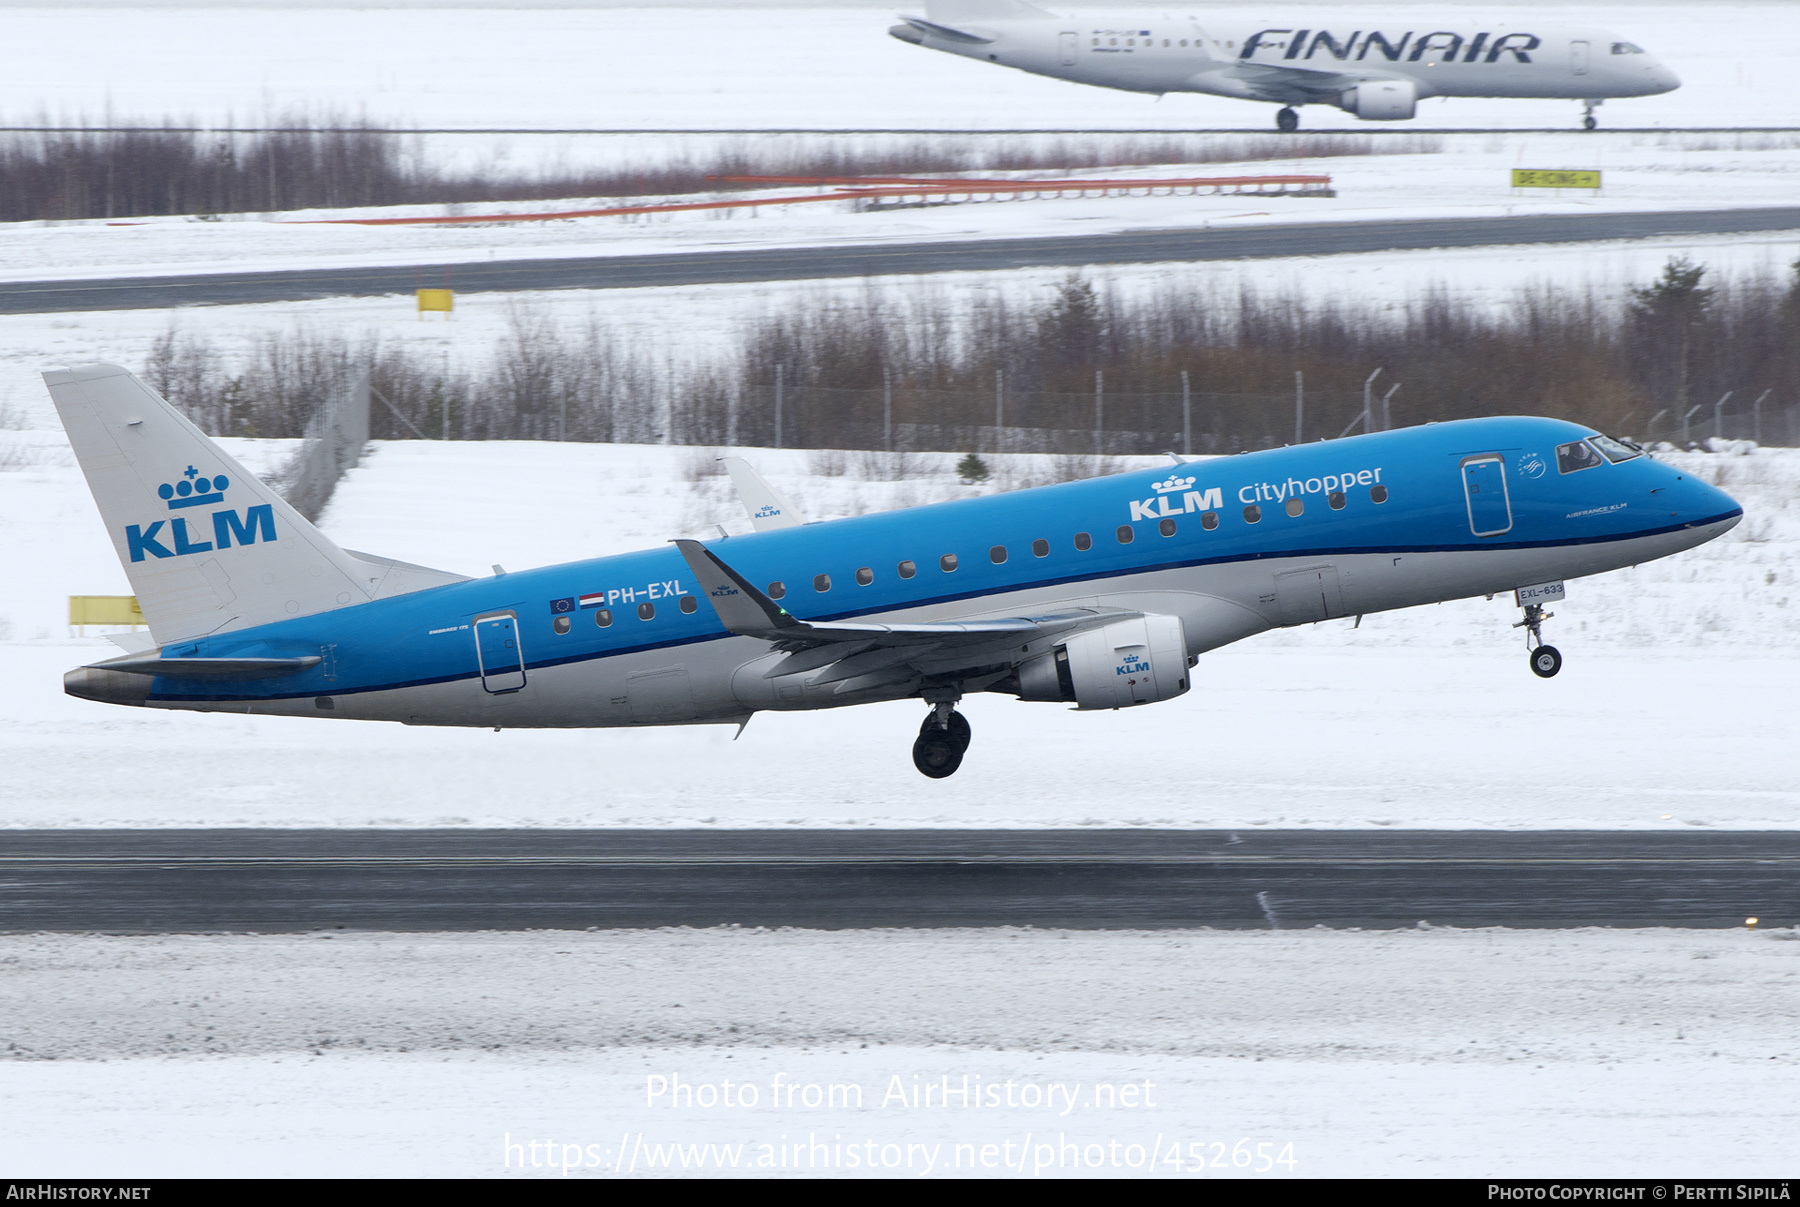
[673,538,1137,694]
[1224,62,1368,104]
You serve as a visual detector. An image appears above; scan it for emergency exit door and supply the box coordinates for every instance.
[474,614,526,694]
[1461,455,1514,537]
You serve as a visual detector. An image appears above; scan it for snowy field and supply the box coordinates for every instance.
[2,432,1795,829]
[1,926,1796,1177]
[0,1,1790,133]
[4,130,1798,287]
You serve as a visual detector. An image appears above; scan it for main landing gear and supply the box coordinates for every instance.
[1276,106,1300,133]
[912,703,972,778]
[1515,602,1563,678]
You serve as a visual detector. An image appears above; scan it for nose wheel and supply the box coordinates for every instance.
[912,705,971,778]
[1276,107,1300,132]
[1581,99,1602,131]
[1514,602,1562,678]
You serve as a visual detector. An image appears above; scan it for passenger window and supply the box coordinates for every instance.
[813,573,832,592]
[1243,504,1262,523]
[637,601,655,620]
[855,567,874,586]
[552,615,571,635]
[1032,539,1049,557]
[1327,491,1346,510]
[1285,497,1304,517]
[1158,518,1177,537]
[594,608,613,628]
[940,553,958,572]
[1370,485,1389,503]
[1074,532,1092,551]
[768,581,786,599]
[897,560,916,579]
[679,595,698,614]
[1116,525,1134,544]
[1557,440,1604,474]
[990,545,1007,564]
[1200,511,1218,530]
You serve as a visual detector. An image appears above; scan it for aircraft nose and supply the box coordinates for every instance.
[1647,60,1681,93]
[1669,471,1741,533]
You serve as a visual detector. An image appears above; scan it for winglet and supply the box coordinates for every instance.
[672,539,798,637]
[719,457,806,531]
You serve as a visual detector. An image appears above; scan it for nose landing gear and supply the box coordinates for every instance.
[1515,601,1562,678]
[1276,106,1300,133]
[1580,99,1603,131]
[912,703,971,778]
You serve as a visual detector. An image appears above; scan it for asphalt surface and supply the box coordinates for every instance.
[10,207,1800,314]
[1,829,1792,932]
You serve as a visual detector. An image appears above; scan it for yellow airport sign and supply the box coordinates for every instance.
[417,288,454,316]
[69,595,144,626]
[1512,169,1601,189]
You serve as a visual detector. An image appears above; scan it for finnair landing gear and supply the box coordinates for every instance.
[1581,99,1602,130]
[1276,107,1300,133]
[1514,602,1562,678]
[912,705,971,778]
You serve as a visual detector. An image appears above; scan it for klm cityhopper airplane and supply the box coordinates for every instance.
[51,364,1739,778]
[891,0,1680,130]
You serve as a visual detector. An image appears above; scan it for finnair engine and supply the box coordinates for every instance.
[1337,79,1417,120]
[1016,615,1191,710]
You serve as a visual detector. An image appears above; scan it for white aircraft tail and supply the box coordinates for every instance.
[45,363,464,645]
[924,0,1053,20]
[719,456,807,531]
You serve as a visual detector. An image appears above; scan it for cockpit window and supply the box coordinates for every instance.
[1588,434,1644,464]
[1556,440,1605,474]
[1611,41,1645,54]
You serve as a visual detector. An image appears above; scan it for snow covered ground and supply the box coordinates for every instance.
[4,131,1797,285]
[2,433,1795,829]
[2,926,1796,1177]
[0,1,1789,133]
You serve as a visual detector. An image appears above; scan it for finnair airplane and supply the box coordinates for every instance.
[52,364,1738,779]
[890,0,1679,130]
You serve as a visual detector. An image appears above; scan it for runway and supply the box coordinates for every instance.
[2,829,1792,932]
[8,206,1800,314]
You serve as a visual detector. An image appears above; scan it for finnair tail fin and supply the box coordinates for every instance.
[45,363,465,644]
[924,0,1053,20]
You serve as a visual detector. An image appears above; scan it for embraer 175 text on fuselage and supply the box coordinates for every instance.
[890,0,1679,129]
[52,366,1738,778]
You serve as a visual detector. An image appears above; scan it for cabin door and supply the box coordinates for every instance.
[474,614,527,694]
[1059,32,1078,65]
[1570,40,1590,75]
[1461,455,1514,537]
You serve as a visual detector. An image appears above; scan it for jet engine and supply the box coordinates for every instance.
[1016,614,1191,710]
[1337,79,1417,120]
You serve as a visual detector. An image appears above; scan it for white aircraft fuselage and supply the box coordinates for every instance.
[891,2,1679,127]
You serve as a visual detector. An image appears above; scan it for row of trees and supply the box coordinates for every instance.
[145,257,1800,452]
[0,123,1424,221]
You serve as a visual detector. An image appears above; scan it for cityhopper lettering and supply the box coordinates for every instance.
[1239,29,1540,63]
[1238,467,1383,506]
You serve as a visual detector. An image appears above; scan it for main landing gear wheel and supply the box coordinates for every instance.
[1276,107,1299,133]
[1530,645,1564,678]
[912,708,970,778]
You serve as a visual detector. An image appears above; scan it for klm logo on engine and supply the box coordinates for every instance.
[124,465,277,562]
[1128,474,1224,522]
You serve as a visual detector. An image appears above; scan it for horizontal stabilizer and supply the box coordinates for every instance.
[94,655,322,681]
[896,15,994,44]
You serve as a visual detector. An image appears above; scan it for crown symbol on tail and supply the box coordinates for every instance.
[1151,474,1197,494]
[157,468,229,510]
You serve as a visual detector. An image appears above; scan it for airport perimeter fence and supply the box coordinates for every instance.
[277,374,369,522]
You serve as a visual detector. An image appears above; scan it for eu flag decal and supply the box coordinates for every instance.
[549,597,575,614]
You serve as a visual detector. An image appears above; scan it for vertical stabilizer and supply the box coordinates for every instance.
[45,363,382,643]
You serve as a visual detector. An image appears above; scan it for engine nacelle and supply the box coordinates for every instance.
[1337,78,1417,120]
[1017,614,1191,710]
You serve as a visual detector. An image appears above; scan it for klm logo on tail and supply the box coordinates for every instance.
[125,465,277,562]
